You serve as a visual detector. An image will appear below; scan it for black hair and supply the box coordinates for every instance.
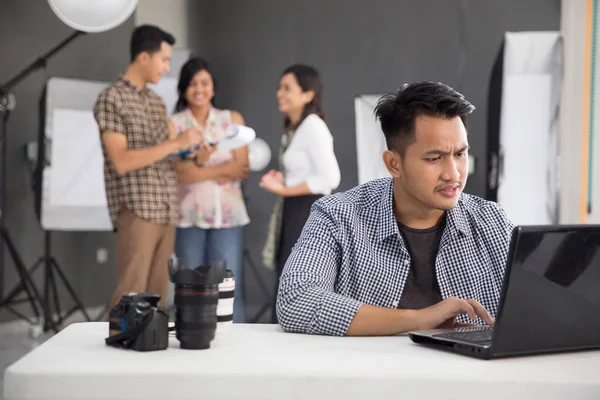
[374,81,475,155]
[174,56,216,113]
[281,64,326,130]
[130,24,175,62]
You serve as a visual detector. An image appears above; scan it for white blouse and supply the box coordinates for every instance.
[282,114,341,195]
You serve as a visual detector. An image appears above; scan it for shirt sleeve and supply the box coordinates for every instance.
[484,201,515,255]
[480,201,515,314]
[276,200,363,336]
[94,90,125,136]
[303,118,341,194]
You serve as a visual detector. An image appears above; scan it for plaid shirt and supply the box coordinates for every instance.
[276,178,514,336]
[93,75,178,228]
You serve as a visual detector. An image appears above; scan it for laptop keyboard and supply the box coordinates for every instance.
[433,326,493,343]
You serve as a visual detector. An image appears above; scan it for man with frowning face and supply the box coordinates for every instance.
[276,81,514,336]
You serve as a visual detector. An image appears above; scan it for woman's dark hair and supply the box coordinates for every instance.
[174,56,216,113]
[281,64,326,130]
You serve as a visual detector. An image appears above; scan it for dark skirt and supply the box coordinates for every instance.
[272,194,323,323]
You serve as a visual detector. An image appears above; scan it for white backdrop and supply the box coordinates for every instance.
[490,31,562,226]
[41,75,179,231]
[559,0,600,224]
[354,95,390,185]
[354,95,476,185]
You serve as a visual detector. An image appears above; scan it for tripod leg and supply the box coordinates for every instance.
[42,261,59,333]
[1,258,43,305]
[49,261,63,327]
[50,258,91,321]
[0,229,44,320]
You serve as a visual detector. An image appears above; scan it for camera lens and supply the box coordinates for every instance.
[174,282,220,349]
[169,260,226,350]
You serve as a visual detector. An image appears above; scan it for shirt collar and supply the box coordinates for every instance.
[376,179,470,242]
[118,74,150,94]
[446,196,470,237]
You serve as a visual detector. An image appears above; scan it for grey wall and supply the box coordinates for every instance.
[0,0,561,324]
[0,1,133,322]
[189,0,560,321]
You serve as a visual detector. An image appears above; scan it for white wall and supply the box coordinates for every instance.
[134,0,189,49]
[559,0,600,224]
[134,0,191,80]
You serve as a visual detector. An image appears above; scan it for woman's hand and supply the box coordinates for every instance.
[194,142,217,166]
[262,169,284,184]
[222,159,250,180]
[260,169,285,195]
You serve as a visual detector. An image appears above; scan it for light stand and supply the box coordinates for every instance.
[0,30,88,332]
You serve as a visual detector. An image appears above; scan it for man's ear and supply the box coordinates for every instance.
[137,51,150,65]
[382,150,403,178]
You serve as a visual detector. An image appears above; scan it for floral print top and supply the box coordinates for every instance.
[170,107,250,229]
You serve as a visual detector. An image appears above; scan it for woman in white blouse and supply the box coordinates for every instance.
[260,64,341,323]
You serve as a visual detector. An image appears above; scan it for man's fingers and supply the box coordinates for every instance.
[457,300,477,321]
[465,299,495,327]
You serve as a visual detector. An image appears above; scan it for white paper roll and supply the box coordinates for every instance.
[216,124,256,151]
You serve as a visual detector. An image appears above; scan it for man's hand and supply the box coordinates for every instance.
[415,296,495,330]
[176,128,204,150]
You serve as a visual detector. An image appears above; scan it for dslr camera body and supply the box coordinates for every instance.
[105,292,169,352]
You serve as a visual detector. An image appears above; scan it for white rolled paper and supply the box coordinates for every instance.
[216,124,256,152]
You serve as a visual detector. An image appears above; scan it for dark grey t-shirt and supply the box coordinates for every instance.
[397,220,445,310]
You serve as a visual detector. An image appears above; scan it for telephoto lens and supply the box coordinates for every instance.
[216,269,235,341]
[168,259,226,349]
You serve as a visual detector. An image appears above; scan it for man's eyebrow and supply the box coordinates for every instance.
[421,145,470,157]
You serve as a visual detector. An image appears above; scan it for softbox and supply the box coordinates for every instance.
[486,31,563,225]
[36,75,180,231]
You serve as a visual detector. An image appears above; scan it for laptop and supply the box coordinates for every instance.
[408,225,600,360]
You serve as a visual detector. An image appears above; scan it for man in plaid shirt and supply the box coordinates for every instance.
[276,82,514,336]
[94,25,212,310]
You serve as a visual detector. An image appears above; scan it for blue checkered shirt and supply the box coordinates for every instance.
[276,178,514,336]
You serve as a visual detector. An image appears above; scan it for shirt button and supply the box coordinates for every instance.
[392,300,399,307]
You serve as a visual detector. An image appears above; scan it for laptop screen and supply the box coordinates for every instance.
[513,227,600,307]
[492,225,600,356]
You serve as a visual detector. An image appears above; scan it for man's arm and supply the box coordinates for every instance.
[95,93,201,175]
[102,133,183,175]
[276,202,418,336]
[277,201,495,336]
[103,123,204,176]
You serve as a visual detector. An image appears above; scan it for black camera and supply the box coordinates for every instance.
[105,292,169,352]
[168,259,227,349]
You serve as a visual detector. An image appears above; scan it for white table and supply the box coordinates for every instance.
[3,322,600,400]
